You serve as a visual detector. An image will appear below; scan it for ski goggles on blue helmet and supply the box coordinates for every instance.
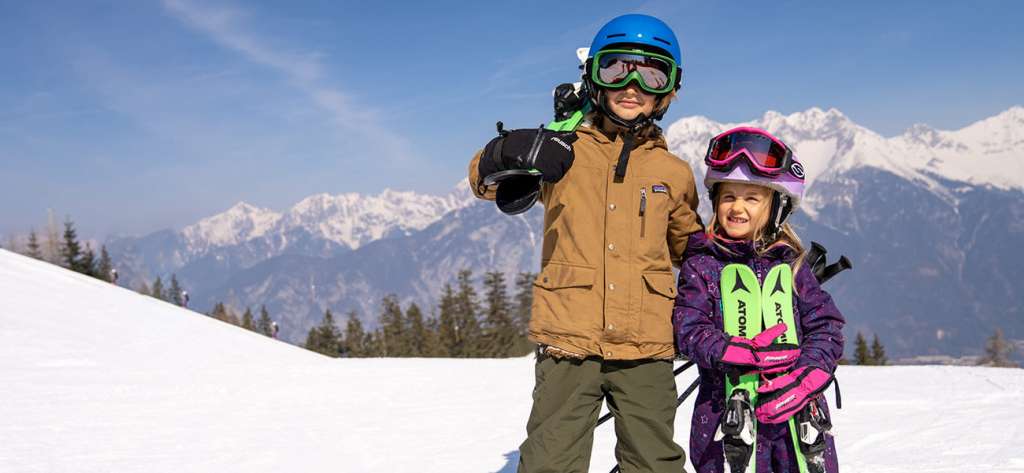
[590,48,679,95]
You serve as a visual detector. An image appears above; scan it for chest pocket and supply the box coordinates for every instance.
[636,179,673,255]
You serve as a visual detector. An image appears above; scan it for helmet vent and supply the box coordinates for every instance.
[653,36,672,46]
[606,33,626,39]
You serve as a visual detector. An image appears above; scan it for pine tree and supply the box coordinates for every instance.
[210,302,228,322]
[61,218,83,271]
[343,310,367,357]
[405,302,427,357]
[26,229,42,259]
[242,308,255,331]
[854,332,871,365]
[151,277,166,301]
[421,308,443,357]
[481,271,515,357]
[305,309,342,357]
[169,274,184,306]
[979,328,1019,368]
[453,269,483,357]
[363,331,383,357]
[137,281,151,297]
[436,283,458,357]
[257,305,273,336]
[870,334,888,366]
[97,245,114,282]
[511,271,536,356]
[80,244,98,277]
[378,294,407,357]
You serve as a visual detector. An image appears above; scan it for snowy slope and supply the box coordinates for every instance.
[2,249,1023,473]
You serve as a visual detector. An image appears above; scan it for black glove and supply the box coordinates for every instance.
[479,125,578,183]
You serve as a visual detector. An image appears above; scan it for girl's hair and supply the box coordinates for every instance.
[707,187,807,287]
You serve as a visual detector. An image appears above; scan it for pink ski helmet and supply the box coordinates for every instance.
[703,127,805,236]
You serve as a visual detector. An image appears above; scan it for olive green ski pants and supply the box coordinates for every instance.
[517,352,687,473]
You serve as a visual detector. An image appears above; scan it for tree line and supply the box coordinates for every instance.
[4,215,117,284]
[304,269,536,358]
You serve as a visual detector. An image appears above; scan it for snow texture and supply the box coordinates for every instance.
[1,248,1022,472]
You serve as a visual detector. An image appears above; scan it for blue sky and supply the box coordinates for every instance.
[2,0,1021,239]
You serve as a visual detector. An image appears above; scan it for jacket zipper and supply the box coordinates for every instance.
[639,187,647,239]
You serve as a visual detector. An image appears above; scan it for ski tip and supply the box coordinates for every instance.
[576,47,590,64]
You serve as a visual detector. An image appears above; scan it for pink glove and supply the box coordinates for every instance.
[719,323,801,374]
[755,366,833,424]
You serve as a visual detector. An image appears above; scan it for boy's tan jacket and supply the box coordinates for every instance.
[468,125,702,360]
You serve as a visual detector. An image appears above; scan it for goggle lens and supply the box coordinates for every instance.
[594,51,675,93]
[707,132,791,174]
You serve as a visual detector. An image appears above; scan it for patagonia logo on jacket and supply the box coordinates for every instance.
[651,184,668,194]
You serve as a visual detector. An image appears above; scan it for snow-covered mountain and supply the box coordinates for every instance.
[2,248,1022,473]
[181,183,475,253]
[107,182,476,291]
[182,202,282,250]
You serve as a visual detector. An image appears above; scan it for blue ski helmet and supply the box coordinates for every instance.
[589,14,682,66]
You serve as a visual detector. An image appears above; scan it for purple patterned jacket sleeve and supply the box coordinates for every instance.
[673,257,728,369]
[793,265,846,372]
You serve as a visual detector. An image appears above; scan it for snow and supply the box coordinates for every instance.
[2,248,1023,472]
[182,202,282,249]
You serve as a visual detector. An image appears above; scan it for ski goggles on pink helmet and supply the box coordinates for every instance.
[703,127,805,206]
[705,127,801,178]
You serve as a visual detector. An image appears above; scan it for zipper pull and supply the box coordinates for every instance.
[639,187,647,216]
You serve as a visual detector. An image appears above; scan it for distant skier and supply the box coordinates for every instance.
[109,268,119,284]
[271,321,279,339]
[180,291,189,308]
[469,14,701,473]
[674,128,845,472]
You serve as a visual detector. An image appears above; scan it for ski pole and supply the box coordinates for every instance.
[595,360,695,427]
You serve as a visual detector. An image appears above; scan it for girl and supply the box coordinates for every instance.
[673,127,845,473]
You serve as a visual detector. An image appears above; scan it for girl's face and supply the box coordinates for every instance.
[605,85,656,121]
[716,182,773,240]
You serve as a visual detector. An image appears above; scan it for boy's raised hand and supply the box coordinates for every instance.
[479,127,578,184]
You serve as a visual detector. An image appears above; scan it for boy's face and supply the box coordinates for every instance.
[604,85,656,121]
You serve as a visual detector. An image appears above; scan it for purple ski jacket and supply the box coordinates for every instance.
[673,232,845,473]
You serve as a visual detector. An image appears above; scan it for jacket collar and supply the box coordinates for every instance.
[684,231,799,263]
[576,121,667,151]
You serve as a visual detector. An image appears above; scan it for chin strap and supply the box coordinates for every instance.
[765,192,793,242]
[584,80,666,134]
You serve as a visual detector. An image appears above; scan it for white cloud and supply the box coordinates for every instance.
[161,0,416,164]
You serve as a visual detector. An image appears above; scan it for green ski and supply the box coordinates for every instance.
[761,264,828,473]
[716,264,763,473]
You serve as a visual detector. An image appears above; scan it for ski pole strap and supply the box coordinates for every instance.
[673,359,695,376]
[677,376,701,407]
[614,133,635,180]
[833,375,842,409]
